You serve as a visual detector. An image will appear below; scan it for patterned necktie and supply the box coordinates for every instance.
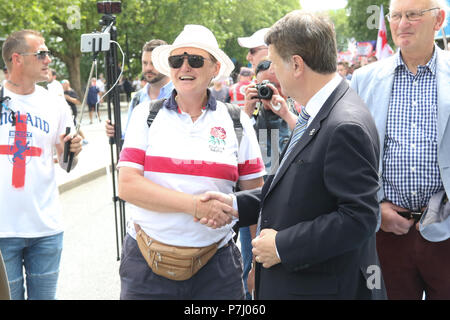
[256,107,311,236]
[277,107,310,170]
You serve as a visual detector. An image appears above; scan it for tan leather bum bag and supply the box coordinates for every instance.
[135,224,219,281]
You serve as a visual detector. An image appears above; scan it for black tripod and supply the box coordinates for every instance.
[100,12,126,261]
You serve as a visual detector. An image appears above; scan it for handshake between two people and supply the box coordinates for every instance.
[192,191,281,268]
[194,191,281,268]
[193,191,236,229]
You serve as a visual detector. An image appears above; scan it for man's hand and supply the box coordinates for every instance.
[252,228,281,268]
[192,193,237,229]
[59,133,82,157]
[243,84,258,118]
[194,191,236,228]
[380,201,415,235]
[105,120,115,138]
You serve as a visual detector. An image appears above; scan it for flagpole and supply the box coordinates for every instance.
[441,27,448,51]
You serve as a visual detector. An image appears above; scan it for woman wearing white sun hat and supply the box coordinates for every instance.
[117,25,265,300]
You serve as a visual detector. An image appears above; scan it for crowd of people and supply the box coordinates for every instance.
[1,0,449,301]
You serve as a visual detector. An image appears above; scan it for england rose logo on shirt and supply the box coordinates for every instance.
[209,127,226,152]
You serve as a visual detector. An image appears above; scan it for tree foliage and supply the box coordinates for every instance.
[0,0,299,96]
[346,0,393,45]
[327,9,351,52]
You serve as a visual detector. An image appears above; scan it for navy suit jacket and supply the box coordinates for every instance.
[237,80,387,299]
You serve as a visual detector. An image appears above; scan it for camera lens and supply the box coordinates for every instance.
[257,85,273,100]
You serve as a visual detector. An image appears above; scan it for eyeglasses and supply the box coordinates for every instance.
[249,47,267,55]
[11,50,53,61]
[255,60,271,75]
[168,53,210,69]
[386,7,440,22]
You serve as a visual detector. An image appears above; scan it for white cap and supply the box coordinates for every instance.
[237,28,270,48]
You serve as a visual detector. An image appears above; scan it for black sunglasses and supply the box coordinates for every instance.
[168,53,210,69]
[255,60,271,75]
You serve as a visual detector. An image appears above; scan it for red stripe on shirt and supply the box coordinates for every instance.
[144,155,239,182]
[119,147,146,166]
[238,158,265,176]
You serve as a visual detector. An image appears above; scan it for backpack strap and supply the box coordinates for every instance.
[145,99,243,148]
[146,98,166,128]
[224,102,243,148]
[129,90,142,112]
[224,102,243,193]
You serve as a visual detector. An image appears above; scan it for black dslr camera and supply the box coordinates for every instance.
[255,80,274,100]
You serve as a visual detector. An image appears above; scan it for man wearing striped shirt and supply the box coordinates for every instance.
[351,0,450,299]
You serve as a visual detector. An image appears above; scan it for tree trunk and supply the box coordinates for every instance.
[64,55,82,99]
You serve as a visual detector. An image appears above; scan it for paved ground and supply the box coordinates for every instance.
[58,174,122,300]
[56,103,127,300]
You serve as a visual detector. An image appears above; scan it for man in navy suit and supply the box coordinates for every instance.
[200,10,387,299]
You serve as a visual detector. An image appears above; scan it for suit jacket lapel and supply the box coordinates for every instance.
[264,79,349,198]
[371,57,396,170]
[436,48,450,145]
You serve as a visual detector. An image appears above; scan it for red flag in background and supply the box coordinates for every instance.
[376,4,394,60]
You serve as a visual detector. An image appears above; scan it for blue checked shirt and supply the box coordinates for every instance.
[382,49,443,211]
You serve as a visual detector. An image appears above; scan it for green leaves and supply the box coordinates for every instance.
[0,0,299,95]
[346,0,393,45]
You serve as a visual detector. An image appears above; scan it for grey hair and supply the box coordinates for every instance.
[390,0,449,9]
[390,0,449,27]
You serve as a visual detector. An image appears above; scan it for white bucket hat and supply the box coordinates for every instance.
[237,28,270,48]
[152,25,235,80]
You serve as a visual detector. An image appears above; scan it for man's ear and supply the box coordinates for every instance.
[9,52,22,66]
[291,55,304,77]
[213,61,221,78]
[434,9,446,31]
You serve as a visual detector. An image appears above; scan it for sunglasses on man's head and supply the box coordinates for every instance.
[12,50,53,61]
[255,60,271,75]
[168,53,210,69]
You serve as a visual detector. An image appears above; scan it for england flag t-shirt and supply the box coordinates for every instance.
[0,85,73,237]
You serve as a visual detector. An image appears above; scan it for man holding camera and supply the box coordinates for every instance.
[243,60,291,172]
[238,28,292,169]
[236,28,291,300]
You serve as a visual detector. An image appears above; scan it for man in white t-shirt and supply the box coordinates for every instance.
[46,69,65,98]
[0,29,83,300]
[96,73,105,104]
